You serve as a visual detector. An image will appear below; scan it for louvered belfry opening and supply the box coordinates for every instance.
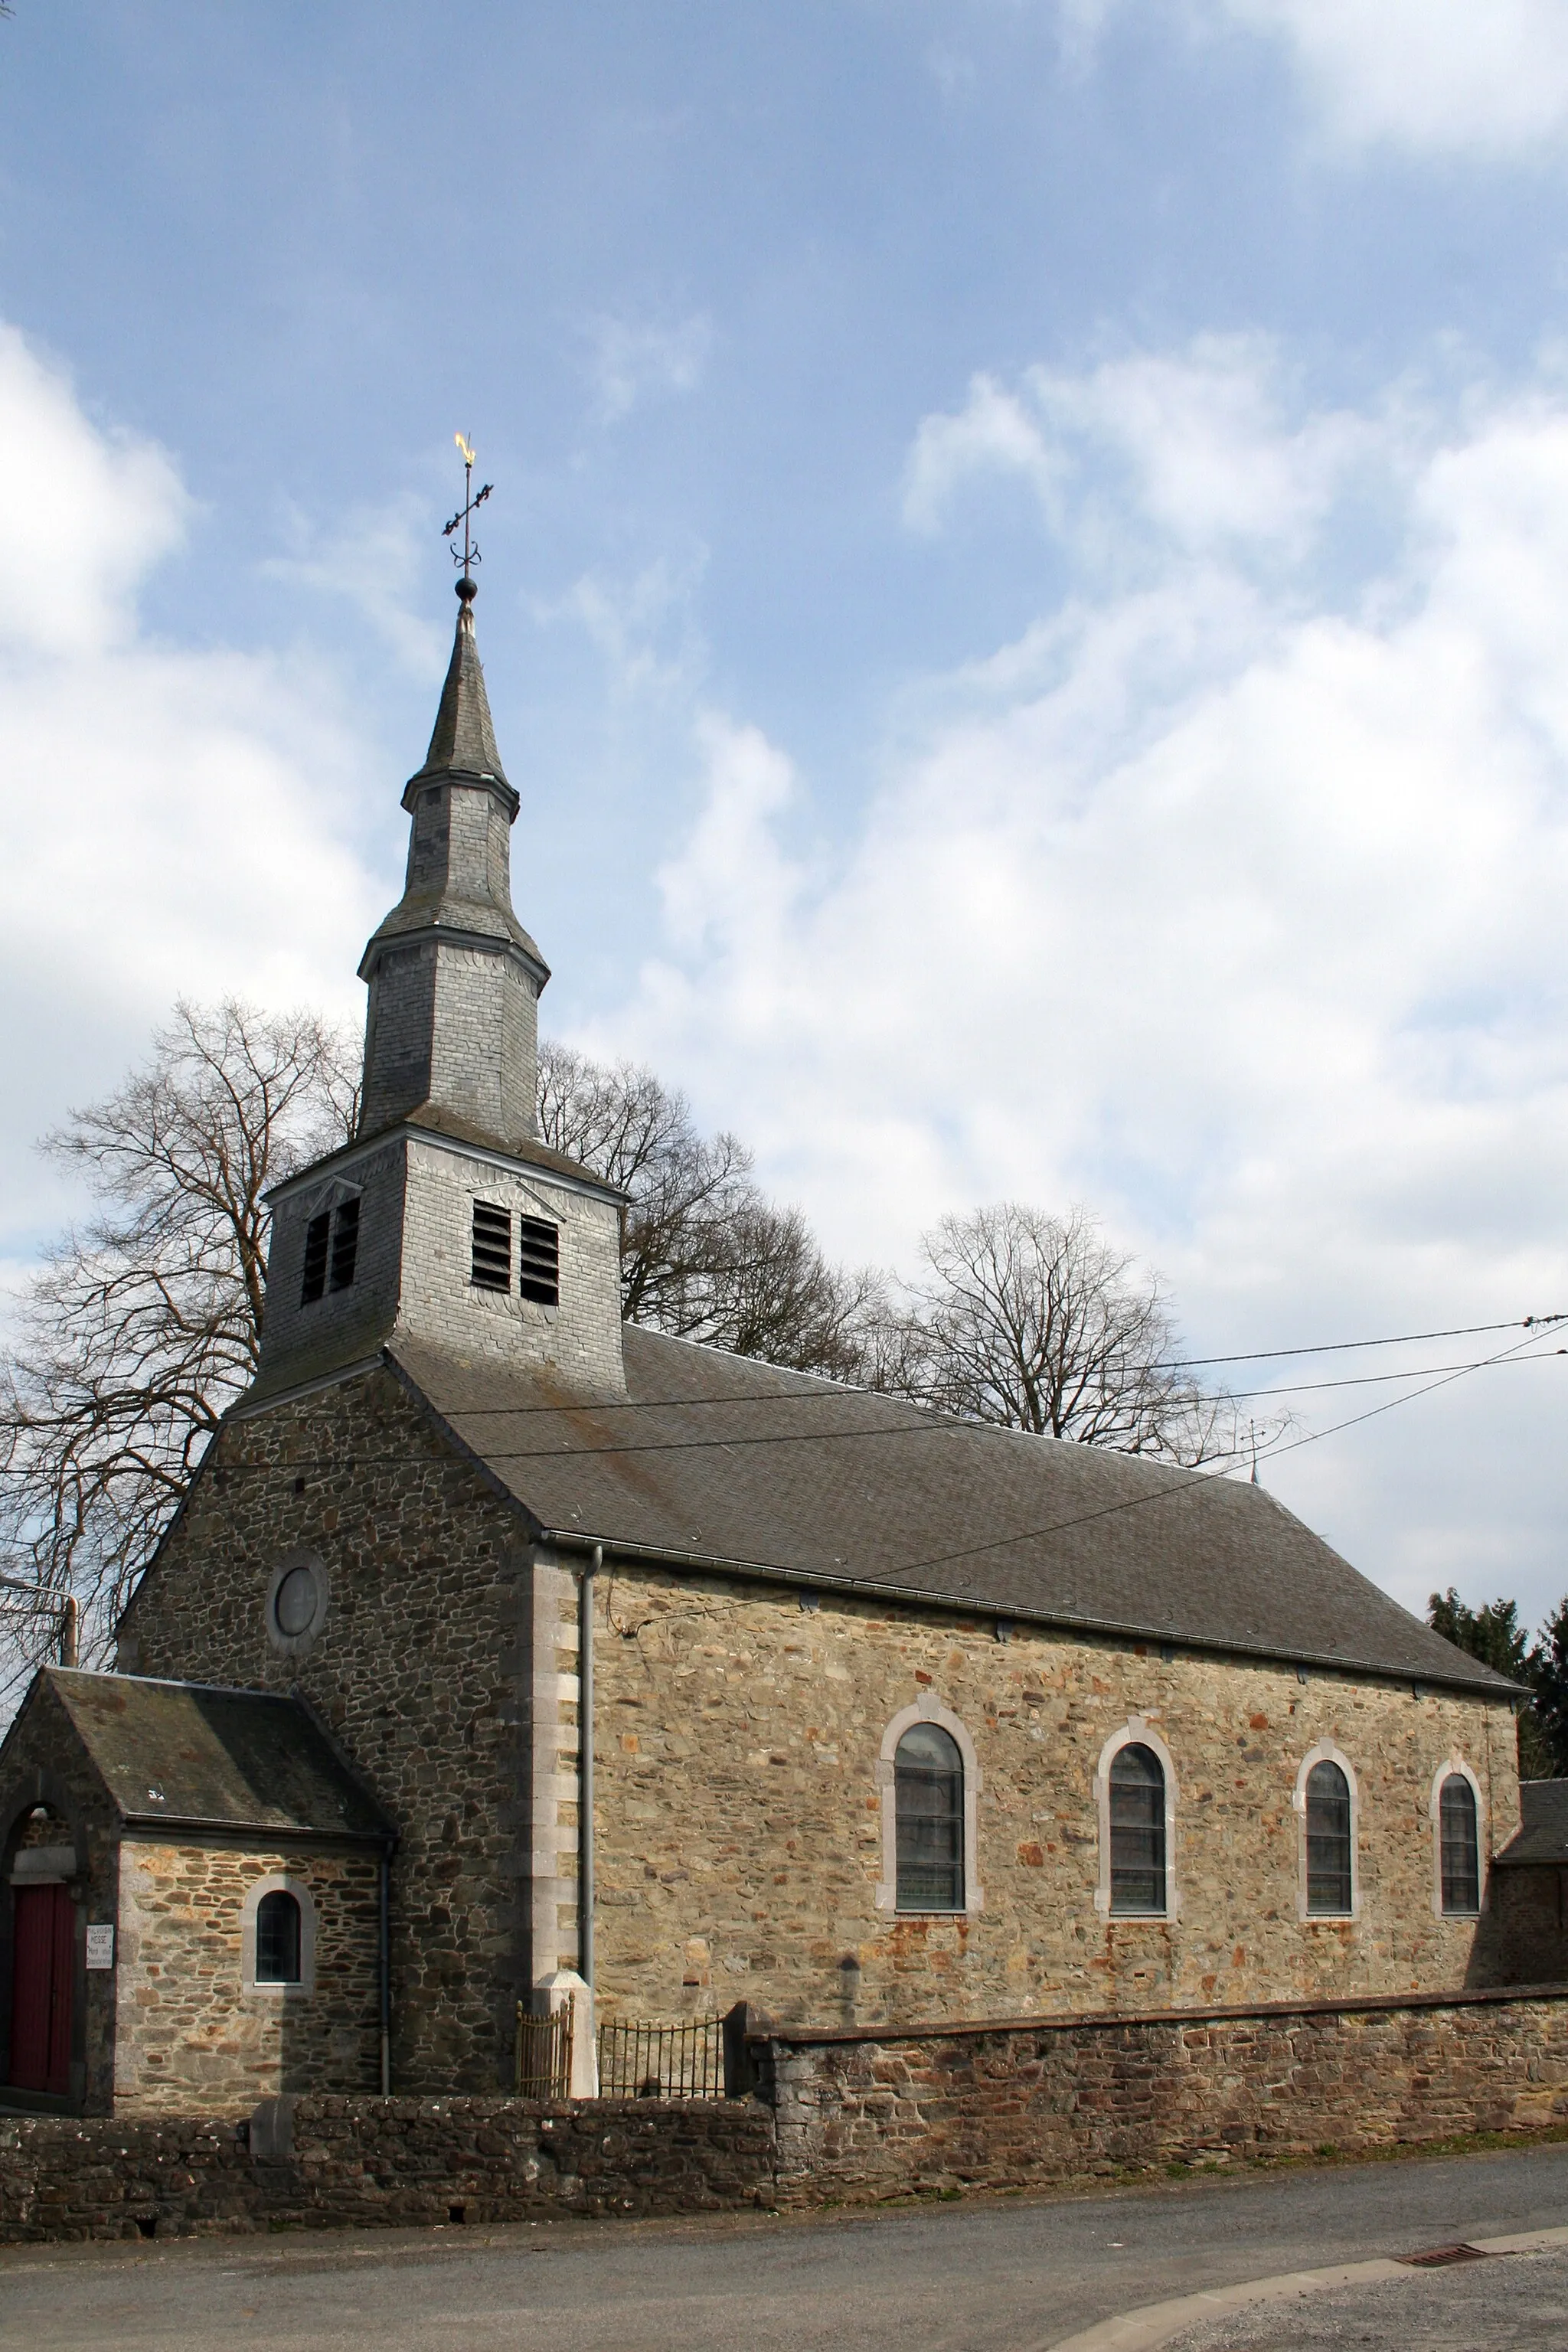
[300,1211,332,1304]
[300,1200,360,1305]
[329,1197,359,1291]
[472,1200,512,1291]
[518,1215,560,1306]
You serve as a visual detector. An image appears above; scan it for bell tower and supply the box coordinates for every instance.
[358,573,548,1152]
[250,456,627,1403]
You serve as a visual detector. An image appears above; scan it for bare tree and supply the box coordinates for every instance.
[0,1002,358,1684]
[538,1040,878,1377]
[869,1202,1241,1464]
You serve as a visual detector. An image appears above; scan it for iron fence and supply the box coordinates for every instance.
[596,2014,725,2099]
[514,2001,572,2098]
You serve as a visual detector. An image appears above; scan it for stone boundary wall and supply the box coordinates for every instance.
[5,1988,1568,2243]
[0,2095,776,2243]
[758,1984,1568,2203]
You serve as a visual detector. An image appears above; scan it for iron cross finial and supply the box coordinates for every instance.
[443,432,493,591]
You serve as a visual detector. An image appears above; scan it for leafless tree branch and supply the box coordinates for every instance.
[0,1001,359,1680]
[864,1201,1258,1466]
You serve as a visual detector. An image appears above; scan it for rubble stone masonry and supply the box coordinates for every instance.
[589,1562,1521,2026]
[4,1990,1568,2242]
[113,1843,381,2114]
[119,1367,545,2095]
[120,1364,1523,2092]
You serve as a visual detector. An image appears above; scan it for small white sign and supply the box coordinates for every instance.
[84,1924,115,1971]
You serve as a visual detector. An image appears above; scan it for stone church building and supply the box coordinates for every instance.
[0,577,1537,2117]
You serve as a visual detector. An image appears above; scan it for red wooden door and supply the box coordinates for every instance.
[9,1883,74,2094]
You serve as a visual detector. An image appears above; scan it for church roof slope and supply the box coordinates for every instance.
[1496,1780,1568,1865]
[390,1327,1517,1700]
[41,1669,394,1842]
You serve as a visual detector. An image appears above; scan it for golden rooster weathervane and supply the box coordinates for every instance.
[443,432,493,593]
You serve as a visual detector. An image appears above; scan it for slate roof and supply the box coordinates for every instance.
[1496,1780,1568,1866]
[390,1325,1518,1700]
[266,1107,623,1209]
[39,1668,394,1842]
[409,587,509,791]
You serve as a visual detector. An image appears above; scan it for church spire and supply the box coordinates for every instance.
[410,578,510,791]
[354,452,548,1153]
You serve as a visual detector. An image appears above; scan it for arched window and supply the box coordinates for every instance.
[1109,1743,1167,1915]
[1305,1759,1353,1914]
[254,1890,302,1984]
[895,1723,964,1912]
[1439,1772,1481,1915]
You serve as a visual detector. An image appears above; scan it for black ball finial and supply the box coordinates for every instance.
[456,573,479,604]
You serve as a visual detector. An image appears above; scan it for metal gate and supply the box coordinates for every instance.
[514,2002,572,2098]
[596,2015,724,2099]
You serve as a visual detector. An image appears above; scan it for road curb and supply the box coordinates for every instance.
[1044,2222,1568,2350]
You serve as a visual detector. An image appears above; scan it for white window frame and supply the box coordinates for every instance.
[874,1698,984,1916]
[1094,1717,1180,1920]
[241,1872,318,1996]
[1295,1739,1361,1922]
[1429,1756,1487,1919]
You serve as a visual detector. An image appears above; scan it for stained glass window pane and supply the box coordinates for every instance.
[1109,1743,1166,1914]
[255,1890,302,1984]
[1306,1761,1353,1914]
[895,1723,964,1912]
[1440,1775,1480,1915]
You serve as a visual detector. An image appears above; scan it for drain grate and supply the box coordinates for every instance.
[1396,2243,1494,2268]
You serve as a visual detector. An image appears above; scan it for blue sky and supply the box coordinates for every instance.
[3,2,1568,1628]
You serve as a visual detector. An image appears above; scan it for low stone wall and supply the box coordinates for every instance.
[0,2094,776,2243]
[760,1984,1568,2203]
[6,1988,1568,2243]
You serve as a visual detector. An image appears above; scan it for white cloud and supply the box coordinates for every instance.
[1225,0,1568,155]
[0,325,190,656]
[1084,0,1568,158]
[263,492,447,673]
[905,336,1377,564]
[618,341,1568,1622]
[0,324,381,1248]
[586,312,713,425]
[538,548,709,704]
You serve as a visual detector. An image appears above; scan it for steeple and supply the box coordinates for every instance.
[356,576,548,1152]
[251,451,629,1406]
[410,576,509,791]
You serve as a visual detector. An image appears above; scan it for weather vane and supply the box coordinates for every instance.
[443,433,493,590]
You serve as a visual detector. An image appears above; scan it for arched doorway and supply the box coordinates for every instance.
[8,1809,75,2096]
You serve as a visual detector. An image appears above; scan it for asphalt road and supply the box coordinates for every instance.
[2,2145,1567,2352]
[1161,2243,1568,2351]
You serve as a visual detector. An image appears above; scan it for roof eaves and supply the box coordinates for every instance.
[117,1810,391,1844]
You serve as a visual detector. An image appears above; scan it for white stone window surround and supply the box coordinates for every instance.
[240,1873,318,1997]
[1429,1755,1487,1919]
[1094,1717,1181,1920]
[874,1697,984,1916]
[1294,1738,1361,1922]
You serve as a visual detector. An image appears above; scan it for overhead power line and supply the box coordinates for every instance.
[887,1323,1557,1583]
[1159,1313,1565,1370]
[436,1312,1568,1419]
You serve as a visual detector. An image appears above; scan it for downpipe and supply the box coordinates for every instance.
[580,1544,599,1989]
